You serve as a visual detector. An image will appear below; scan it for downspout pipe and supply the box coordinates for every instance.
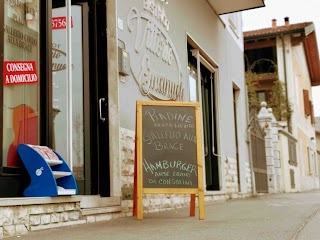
[280,34,291,133]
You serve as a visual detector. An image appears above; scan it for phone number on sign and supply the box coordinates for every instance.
[52,16,73,30]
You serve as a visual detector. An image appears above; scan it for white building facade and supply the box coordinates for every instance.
[0,0,264,238]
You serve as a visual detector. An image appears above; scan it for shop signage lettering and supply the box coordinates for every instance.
[3,61,38,85]
[52,16,74,30]
[7,0,37,26]
[141,105,198,188]
[51,43,75,72]
[143,0,170,31]
[126,0,184,101]
[4,25,38,52]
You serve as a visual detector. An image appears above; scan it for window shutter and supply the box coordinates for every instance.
[288,138,297,166]
[310,101,315,124]
[303,90,311,116]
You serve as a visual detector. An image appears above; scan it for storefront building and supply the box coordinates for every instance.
[0,0,264,237]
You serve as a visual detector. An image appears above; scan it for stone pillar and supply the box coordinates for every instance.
[258,102,276,193]
[268,108,282,192]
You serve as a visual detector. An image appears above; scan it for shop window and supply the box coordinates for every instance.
[52,5,84,181]
[1,0,40,169]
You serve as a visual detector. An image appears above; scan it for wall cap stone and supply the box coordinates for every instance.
[0,196,81,207]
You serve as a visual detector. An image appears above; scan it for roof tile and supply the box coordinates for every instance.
[244,22,313,38]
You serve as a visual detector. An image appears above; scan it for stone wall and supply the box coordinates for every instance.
[119,127,252,212]
[0,127,252,239]
[224,157,240,193]
[0,199,84,239]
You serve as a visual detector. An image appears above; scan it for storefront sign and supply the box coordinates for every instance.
[3,61,38,85]
[126,0,184,101]
[134,100,205,220]
[4,25,38,52]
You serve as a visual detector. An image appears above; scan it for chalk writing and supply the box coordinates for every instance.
[142,105,198,188]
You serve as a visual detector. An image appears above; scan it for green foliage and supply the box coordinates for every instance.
[245,72,260,114]
[268,80,292,121]
[245,73,292,121]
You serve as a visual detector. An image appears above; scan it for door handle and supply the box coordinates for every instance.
[99,98,106,122]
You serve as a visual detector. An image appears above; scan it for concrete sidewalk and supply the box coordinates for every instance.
[8,190,320,240]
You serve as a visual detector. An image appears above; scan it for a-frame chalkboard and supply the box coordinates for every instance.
[133,100,205,220]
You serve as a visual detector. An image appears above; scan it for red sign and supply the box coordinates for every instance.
[4,61,38,85]
[52,16,73,30]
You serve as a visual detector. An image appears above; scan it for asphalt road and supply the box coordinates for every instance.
[8,190,320,240]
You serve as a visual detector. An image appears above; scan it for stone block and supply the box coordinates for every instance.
[112,213,120,219]
[51,213,60,223]
[266,157,274,166]
[45,204,56,213]
[86,216,96,223]
[0,227,3,239]
[274,168,281,175]
[75,202,81,210]
[30,206,45,215]
[3,225,15,237]
[68,211,80,221]
[0,208,14,226]
[121,163,134,176]
[15,224,28,235]
[117,212,127,218]
[272,134,279,142]
[265,139,273,148]
[266,148,274,157]
[273,150,280,159]
[64,203,75,211]
[95,214,112,222]
[56,204,65,212]
[41,214,51,225]
[30,215,41,226]
[272,143,280,151]
[126,212,133,217]
[61,212,69,222]
[14,207,29,225]
[121,176,134,188]
[267,166,275,174]
[49,204,65,213]
[274,160,281,168]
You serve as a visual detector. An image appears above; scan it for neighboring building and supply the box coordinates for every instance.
[0,0,265,238]
[244,17,320,192]
[316,117,320,175]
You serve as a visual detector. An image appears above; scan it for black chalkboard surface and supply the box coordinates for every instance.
[142,105,198,188]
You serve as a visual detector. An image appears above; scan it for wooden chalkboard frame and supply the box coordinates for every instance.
[133,100,205,220]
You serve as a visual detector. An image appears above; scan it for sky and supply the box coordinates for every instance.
[242,0,320,117]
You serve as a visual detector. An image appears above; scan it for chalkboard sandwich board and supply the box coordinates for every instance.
[133,100,205,220]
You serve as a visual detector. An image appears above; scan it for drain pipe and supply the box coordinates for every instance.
[280,34,291,133]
